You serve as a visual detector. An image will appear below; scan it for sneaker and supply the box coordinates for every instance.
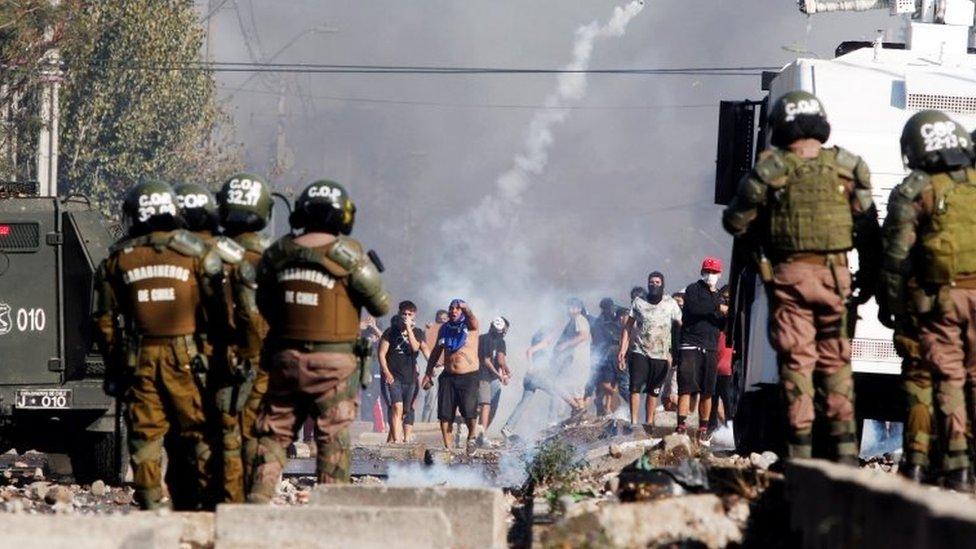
[675,423,687,435]
[698,428,711,448]
[476,431,487,448]
[500,426,513,440]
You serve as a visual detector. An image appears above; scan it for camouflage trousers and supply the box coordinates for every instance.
[127,339,214,510]
[247,349,359,503]
[768,260,857,461]
[211,372,249,504]
[240,362,268,493]
[919,287,976,472]
[894,327,936,469]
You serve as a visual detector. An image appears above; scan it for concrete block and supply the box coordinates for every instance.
[215,504,451,549]
[0,512,184,549]
[543,494,743,548]
[173,511,215,548]
[786,459,976,548]
[311,484,507,549]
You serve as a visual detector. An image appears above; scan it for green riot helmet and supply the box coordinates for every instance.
[289,179,356,235]
[216,172,272,234]
[900,110,974,172]
[122,179,183,237]
[173,182,218,233]
[768,90,831,148]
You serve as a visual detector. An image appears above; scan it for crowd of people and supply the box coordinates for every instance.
[361,259,736,449]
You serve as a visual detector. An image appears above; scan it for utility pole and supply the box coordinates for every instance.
[205,0,216,60]
[36,0,62,197]
[268,79,293,182]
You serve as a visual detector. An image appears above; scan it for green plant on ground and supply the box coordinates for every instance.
[526,438,588,512]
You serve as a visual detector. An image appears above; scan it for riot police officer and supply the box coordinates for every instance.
[175,182,253,503]
[879,110,976,490]
[247,180,389,502]
[92,180,228,510]
[723,91,881,463]
[216,173,272,491]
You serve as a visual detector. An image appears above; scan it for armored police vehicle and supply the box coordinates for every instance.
[0,182,124,482]
[715,0,976,452]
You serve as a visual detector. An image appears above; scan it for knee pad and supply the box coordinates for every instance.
[780,368,814,402]
[255,436,288,468]
[129,437,163,466]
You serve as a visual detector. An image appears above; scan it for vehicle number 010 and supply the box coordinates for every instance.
[16,307,45,332]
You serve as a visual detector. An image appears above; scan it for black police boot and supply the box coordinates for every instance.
[899,463,925,483]
[945,468,973,492]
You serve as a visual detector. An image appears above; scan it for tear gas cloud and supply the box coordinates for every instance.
[212,1,894,438]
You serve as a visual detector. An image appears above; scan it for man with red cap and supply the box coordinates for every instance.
[676,257,728,443]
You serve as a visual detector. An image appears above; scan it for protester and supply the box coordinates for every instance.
[378,301,429,443]
[420,310,449,423]
[587,298,621,416]
[619,272,682,429]
[423,299,480,450]
[359,316,385,424]
[677,257,728,444]
[660,291,685,411]
[476,317,510,445]
[709,324,734,432]
[551,298,592,412]
[501,329,569,440]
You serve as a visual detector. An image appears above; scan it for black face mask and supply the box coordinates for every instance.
[647,285,664,304]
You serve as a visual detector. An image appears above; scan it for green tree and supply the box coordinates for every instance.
[0,0,62,182]
[59,0,240,208]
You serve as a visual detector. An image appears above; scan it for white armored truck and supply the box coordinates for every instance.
[716,0,976,453]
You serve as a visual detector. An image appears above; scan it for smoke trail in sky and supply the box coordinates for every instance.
[426,1,646,441]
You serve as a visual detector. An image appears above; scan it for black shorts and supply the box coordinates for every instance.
[677,348,718,396]
[628,353,669,395]
[437,371,479,421]
[380,377,416,407]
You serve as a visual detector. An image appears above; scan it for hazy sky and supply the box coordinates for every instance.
[208,1,896,316]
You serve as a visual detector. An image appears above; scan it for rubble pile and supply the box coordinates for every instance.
[518,416,783,548]
[0,480,135,515]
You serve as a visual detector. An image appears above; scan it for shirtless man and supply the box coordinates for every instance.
[423,299,480,449]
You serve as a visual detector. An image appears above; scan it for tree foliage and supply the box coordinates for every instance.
[1,0,241,208]
[0,0,63,181]
[60,0,241,207]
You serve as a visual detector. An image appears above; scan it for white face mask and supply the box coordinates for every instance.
[703,273,720,288]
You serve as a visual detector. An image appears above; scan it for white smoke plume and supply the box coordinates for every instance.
[425,2,646,442]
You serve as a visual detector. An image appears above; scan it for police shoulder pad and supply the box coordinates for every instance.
[832,146,860,173]
[109,234,148,254]
[201,249,224,276]
[236,260,257,288]
[898,171,930,199]
[264,236,295,271]
[324,237,364,275]
[213,236,245,264]
[236,232,271,254]
[167,230,207,257]
[753,151,789,185]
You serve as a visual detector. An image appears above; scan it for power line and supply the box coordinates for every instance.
[218,85,717,111]
[80,59,778,76]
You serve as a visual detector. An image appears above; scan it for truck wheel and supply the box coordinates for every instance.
[733,383,787,456]
[71,412,128,485]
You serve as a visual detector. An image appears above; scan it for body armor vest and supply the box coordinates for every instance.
[113,235,200,337]
[268,239,360,343]
[919,168,976,285]
[767,150,854,255]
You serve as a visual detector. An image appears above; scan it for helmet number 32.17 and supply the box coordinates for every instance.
[227,178,263,207]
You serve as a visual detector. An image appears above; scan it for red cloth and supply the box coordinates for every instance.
[717,331,733,376]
